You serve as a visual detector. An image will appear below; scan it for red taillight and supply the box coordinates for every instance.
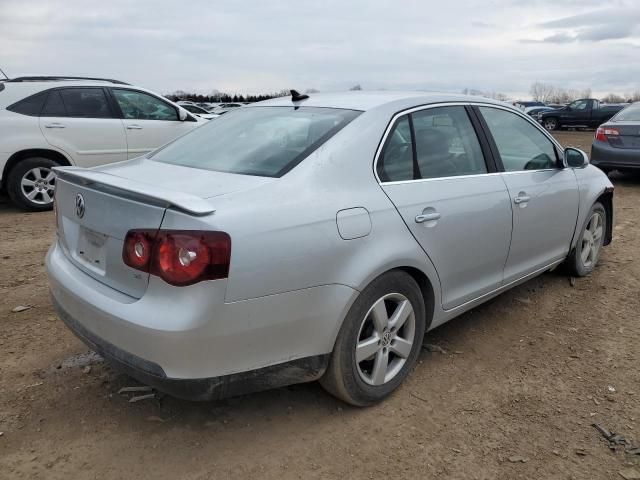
[123,230,155,270]
[123,230,231,287]
[595,126,619,142]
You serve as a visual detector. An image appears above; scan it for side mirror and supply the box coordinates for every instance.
[564,147,589,168]
[178,108,188,121]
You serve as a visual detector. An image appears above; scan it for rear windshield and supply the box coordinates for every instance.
[612,104,640,122]
[150,106,361,177]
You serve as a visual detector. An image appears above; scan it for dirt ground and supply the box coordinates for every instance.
[1,131,639,479]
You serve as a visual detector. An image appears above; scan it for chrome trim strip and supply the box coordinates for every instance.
[374,101,566,185]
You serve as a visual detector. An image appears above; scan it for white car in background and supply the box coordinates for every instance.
[211,102,244,115]
[0,76,205,210]
[179,103,219,120]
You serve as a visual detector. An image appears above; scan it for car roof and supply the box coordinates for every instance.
[249,91,508,112]
[0,80,172,108]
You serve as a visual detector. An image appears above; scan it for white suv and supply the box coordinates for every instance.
[0,76,205,211]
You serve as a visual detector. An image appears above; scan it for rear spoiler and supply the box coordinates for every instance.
[53,167,216,216]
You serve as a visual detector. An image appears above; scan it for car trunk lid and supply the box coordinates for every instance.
[605,122,640,149]
[53,162,272,298]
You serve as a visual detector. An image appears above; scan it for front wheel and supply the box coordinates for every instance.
[565,202,606,277]
[7,157,59,211]
[543,117,559,131]
[320,270,426,406]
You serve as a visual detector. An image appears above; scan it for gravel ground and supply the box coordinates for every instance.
[1,131,639,479]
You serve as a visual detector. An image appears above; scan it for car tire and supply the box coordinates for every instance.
[565,202,607,277]
[543,117,559,131]
[320,270,426,406]
[7,157,60,211]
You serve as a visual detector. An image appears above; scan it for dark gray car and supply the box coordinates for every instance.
[591,102,640,174]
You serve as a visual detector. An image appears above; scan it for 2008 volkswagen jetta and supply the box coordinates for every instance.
[46,91,613,406]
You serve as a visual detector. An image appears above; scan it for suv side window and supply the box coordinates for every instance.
[6,91,48,116]
[377,116,414,182]
[58,88,113,118]
[479,107,558,172]
[41,90,67,117]
[412,106,487,179]
[112,89,178,121]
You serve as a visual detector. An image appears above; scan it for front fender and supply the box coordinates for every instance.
[571,165,614,250]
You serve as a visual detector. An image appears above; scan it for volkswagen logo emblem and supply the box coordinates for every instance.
[75,193,85,219]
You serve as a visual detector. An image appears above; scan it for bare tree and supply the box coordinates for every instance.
[530,82,555,103]
[602,93,626,103]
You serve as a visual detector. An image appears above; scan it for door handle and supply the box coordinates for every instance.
[44,123,65,128]
[513,195,531,205]
[415,212,441,223]
[126,125,143,130]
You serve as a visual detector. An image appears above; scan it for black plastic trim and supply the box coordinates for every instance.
[7,76,129,85]
[52,296,330,401]
[466,105,499,173]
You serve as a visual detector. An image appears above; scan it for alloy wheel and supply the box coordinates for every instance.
[355,293,416,386]
[580,211,604,268]
[544,119,557,131]
[20,167,56,205]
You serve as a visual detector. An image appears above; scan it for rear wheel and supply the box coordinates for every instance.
[565,202,606,277]
[320,271,426,406]
[7,157,59,211]
[543,117,559,131]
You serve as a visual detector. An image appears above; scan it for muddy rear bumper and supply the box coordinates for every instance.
[53,296,329,401]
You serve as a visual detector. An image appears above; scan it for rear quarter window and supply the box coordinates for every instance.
[6,91,48,116]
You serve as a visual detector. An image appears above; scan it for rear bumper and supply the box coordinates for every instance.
[591,140,640,170]
[53,296,328,401]
[46,240,357,399]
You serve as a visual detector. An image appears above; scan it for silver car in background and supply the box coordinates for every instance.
[46,92,614,406]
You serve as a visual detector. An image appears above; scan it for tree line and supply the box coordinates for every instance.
[165,89,291,103]
[530,81,640,104]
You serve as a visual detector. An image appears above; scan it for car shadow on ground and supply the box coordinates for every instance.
[73,269,570,429]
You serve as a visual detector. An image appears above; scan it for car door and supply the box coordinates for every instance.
[561,99,591,126]
[477,106,579,283]
[110,88,199,159]
[379,105,512,310]
[39,87,127,167]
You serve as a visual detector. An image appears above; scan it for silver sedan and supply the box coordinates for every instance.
[46,91,614,406]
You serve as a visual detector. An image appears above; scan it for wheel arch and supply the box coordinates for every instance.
[2,148,71,189]
[597,187,614,246]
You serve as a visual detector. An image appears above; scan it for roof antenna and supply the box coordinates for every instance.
[0,66,9,80]
[290,89,309,102]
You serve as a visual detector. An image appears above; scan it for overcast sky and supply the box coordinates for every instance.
[1,0,639,99]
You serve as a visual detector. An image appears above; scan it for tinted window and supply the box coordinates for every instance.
[7,91,48,116]
[113,89,178,121]
[183,104,208,114]
[377,116,414,182]
[480,107,558,171]
[613,103,640,121]
[41,90,67,117]
[412,106,487,179]
[59,88,112,118]
[151,106,360,177]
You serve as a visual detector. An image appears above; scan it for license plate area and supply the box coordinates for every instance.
[75,226,108,274]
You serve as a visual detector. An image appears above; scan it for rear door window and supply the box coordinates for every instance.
[59,88,113,118]
[41,90,67,117]
[412,106,487,179]
[377,116,414,182]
